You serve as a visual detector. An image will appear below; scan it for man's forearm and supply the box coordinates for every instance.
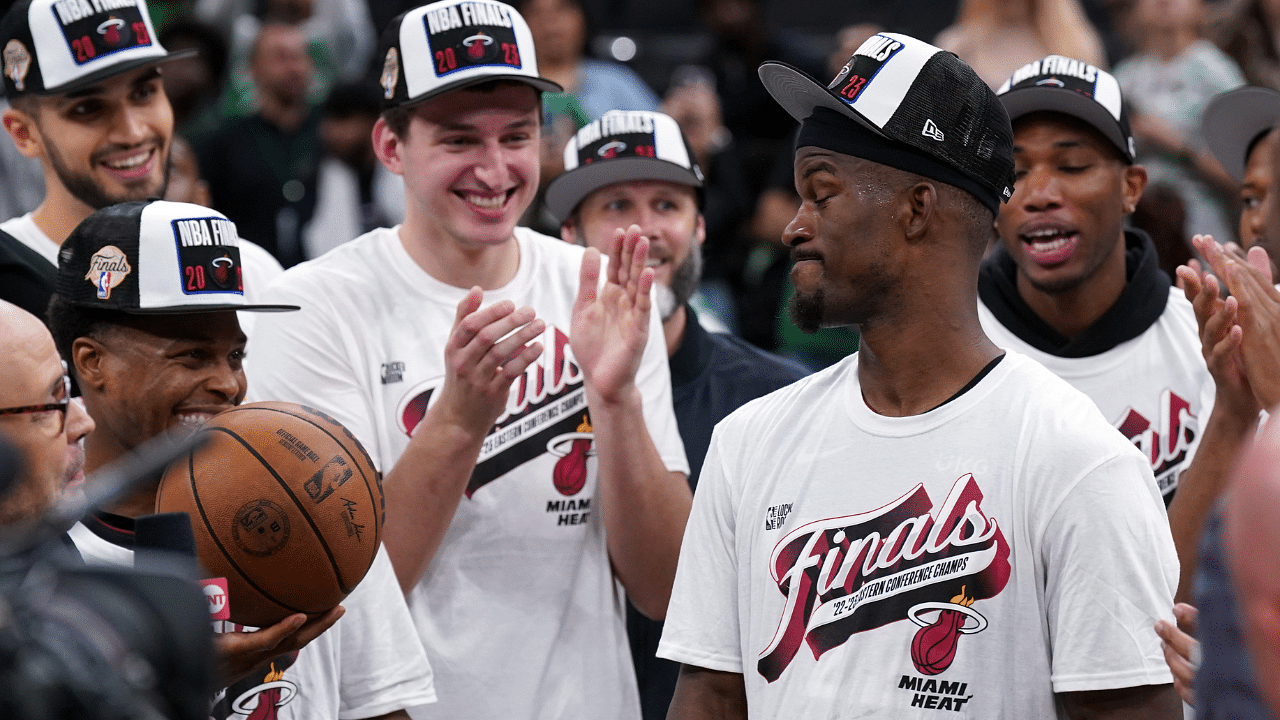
[667,666,748,720]
[1059,683,1182,720]
[588,383,692,620]
[1168,402,1257,603]
[382,417,485,594]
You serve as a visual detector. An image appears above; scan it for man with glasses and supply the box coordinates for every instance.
[0,299,93,525]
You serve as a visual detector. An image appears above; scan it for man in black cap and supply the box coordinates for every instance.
[657,34,1180,718]
[0,0,281,325]
[48,199,438,719]
[545,108,809,720]
[979,58,1235,607]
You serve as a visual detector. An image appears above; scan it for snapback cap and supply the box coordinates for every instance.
[1202,86,1280,182]
[996,55,1135,163]
[57,200,299,314]
[544,110,705,223]
[0,0,194,98]
[759,32,1015,211]
[377,0,561,109]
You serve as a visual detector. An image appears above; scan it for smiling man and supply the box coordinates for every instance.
[244,2,691,718]
[48,199,438,720]
[0,0,281,326]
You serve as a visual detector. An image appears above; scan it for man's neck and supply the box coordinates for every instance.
[258,96,310,133]
[30,189,95,246]
[856,287,1002,417]
[84,435,155,519]
[397,221,521,290]
[1015,237,1128,340]
[663,305,687,358]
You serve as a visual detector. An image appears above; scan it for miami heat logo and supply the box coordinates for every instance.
[908,586,987,675]
[462,32,493,60]
[97,17,125,45]
[598,141,627,158]
[548,415,593,495]
[211,255,234,286]
[232,663,297,720]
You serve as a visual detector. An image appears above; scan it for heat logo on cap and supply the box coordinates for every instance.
[52,0,151,65]
[423,1,521,77]
[829,34,903,106]
[171,216,244,295]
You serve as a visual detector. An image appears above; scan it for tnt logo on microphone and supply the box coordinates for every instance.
[200,577,231,621]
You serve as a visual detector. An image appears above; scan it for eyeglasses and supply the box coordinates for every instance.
[0,372,72,435]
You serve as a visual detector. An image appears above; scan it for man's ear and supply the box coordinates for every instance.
[2,106,44,160]
[372,118,404,176]
[1122,163,1148,215]
[559,219,578,245]
[71,337,108,393]
[694,213,707,247]
[903,181,937,240]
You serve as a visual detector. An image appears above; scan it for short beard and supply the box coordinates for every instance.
[47,137,169,210]
[655,244,703,320]
[788,285,825,333]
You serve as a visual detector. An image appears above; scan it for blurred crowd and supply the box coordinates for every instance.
[6,0,1273,368]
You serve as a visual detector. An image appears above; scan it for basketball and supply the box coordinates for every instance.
[155,401,384,628]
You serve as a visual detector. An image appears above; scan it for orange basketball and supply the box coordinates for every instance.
[156,401,384,628]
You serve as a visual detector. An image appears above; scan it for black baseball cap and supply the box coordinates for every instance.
[996,55,1136,164]
[376,0,560,109]
[544,110,704,223]
[758,32,1015,214]
[0,0,194,98]
[1202,86,1280,182]
[56,200,299,314]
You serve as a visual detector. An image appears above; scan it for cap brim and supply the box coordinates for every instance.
[999,86,1131,162]
[544,157,703,223]
[758,61,887,138]
[1203,86,1280,182]
[399,72,562,108]
[120,302,301,314]
[37,47,198,95]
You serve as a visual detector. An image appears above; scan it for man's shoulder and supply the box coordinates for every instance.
[705,331,810,387]
[712,354,849,437]
[270,228,395,289]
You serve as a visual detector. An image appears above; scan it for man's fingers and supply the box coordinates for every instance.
[488,318,546,371]
[577,247,601,308]
[453,297,518,349]
[498,342,544,380]
[1176,265,1201,302]
[282,606,345,650]
[453,287,485,326]
[1173,602,1199,636]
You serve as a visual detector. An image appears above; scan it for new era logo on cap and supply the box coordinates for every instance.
[0,0,189,97]
[57,200,298,314]
[378,0,559,108]
[996,55,1135,163]
[544,110,704,222]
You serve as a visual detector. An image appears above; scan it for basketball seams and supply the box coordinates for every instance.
[218,404,382,578]
[203,425,349,596]
[186,433,312,618]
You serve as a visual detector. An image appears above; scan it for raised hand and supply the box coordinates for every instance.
[435,287,545,435]
[1154,603,1199,705]
[1178,236,1256,418]
[571,225,654,404]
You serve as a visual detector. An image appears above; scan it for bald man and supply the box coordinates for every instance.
[1224,418,1280,718]
[0,300,94,525]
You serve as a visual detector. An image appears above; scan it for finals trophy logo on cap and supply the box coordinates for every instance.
[0,0,193,98]
[544,110,704,223]
[377,0,560,108]
[996,56,1136,163]
[758,33,1016,215]
[57,200,298,314]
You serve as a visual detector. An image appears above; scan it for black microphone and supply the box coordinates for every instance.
[134,511,200,576]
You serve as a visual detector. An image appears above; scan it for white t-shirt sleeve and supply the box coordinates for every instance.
[243,276,383,471]
[1041,450,1178,693]
[657,422,742,672]
[336,546,437,718]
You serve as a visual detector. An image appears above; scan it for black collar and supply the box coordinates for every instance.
[83,510,136,548]
[669,305,714,389]
[978,229,1170,357]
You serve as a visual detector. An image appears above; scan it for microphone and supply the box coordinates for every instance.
[135,511,197,558]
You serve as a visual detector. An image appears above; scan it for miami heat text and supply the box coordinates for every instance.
[898,676,973,711]
[546,498,591,526]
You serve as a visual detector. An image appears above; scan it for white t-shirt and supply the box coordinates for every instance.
[979,289,1212,498]
[244,226,688,720]
[658,352,1177,719]
[69,524,437,719]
